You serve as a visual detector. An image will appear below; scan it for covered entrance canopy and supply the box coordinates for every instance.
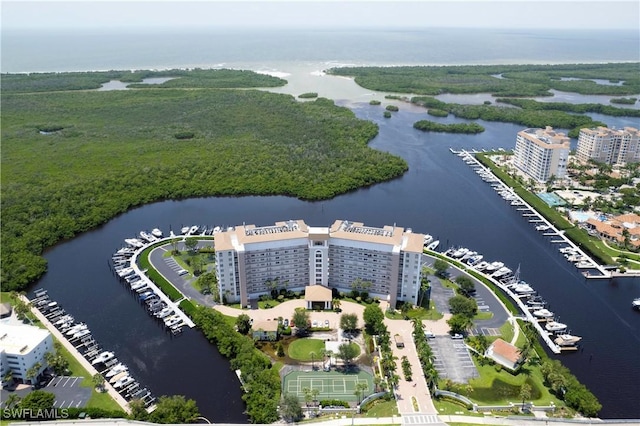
[305,285,332,310]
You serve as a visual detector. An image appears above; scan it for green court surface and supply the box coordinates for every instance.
[283,369,374,403]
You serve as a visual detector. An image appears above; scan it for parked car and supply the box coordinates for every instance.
[324,320,329,327]
[424,330,435,339]
[283,319,289,327]
[450,333,464,340]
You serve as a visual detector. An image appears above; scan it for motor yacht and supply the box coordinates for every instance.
[65,323,87,335]
[188,225,199,235]
[113,375,135,389]
[513,283,535,294]
[426,240,439,251]
[633,298,640,310]
[485,261,504,273]
[73,329,91,339]
[91,351,115,365]
[474,261,489,271]
[106,363,128,378]
[423,234,433,246]
[532,308,554,318]
[151,228,163,238]
[545,321,567,332]
[110,371,129,384]
[554,334,582,347]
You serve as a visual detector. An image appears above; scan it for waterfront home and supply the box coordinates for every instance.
[585,213,640,249]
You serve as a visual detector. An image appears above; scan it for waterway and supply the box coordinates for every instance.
[32,96,640,420]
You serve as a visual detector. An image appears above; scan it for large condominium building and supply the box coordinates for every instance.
[513,126,570,183]
[576,126,640,166]
[0,323,53,384]
[214,220,424,307]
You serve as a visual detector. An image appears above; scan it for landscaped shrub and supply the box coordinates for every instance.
[319,399,349,408]
[174,131,195,139]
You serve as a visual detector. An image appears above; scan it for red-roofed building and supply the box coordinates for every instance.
[485,338,523,371]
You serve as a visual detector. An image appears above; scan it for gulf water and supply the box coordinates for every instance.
[3,27,639,420]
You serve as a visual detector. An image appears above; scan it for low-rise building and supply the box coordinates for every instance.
[251,320,279,341]
[0,323,53,384]
[485,338,523,371]
[585,213,640,248]
[513,127,570,183]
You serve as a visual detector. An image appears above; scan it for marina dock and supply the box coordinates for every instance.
[452,149,611,279]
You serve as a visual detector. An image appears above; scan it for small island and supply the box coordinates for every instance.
[610,97,637,105]
[298,92,319,99]
[414,120,485,134]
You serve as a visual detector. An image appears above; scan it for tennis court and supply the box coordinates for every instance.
[283,369,374,403]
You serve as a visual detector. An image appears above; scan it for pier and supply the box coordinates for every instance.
[453,149,611,279]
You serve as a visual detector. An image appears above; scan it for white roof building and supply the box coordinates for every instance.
[514,127,570,183]
[0,323,53,384]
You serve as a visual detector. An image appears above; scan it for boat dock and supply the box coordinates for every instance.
[111,232,195,331]
[453,149,611,279]
[27,291,159,413]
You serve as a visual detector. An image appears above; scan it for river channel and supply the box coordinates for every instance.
[31,86,640,420]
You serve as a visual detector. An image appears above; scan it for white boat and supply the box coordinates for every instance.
[554,334,582,346]
[91,351,115,365]
[545,321,568,332]
[165,317,182,327]
[54,315,74,326]
[110,371,129,384]
[73,329,91,339]
[125,238,144,248]
[536,225,550,231]
[131,281,146,290]
[491,267,512,278]
[189,225,199,235]
[423,234,433,246]
[485,261,503,272]
[113,375,135,389]
[633,298,640,310]
[474,261,489,271]
[106,363,128,378]
[513,284,535,294]
[181,226,190,234]
[213,226,221,233]
[426,240,439,251]
[451,247,469,258]
[151,228,163,238]
[533,308,554,318]
[65,323,87,335]
[467,254,483,265]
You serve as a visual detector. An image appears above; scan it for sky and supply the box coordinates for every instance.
[2,1,639,31]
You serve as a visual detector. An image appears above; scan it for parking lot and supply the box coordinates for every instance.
[429,336,479,383]
[44,376,92,409]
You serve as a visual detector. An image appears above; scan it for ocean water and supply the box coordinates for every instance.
[2,27,639,74]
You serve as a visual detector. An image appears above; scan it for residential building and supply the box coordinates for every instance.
[0,323,53,384]
[585,213,640,249]
[214,219,424,307]
[513,126,570,183]
[576,126,640,166]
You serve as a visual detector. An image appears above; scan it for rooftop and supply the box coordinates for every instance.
[304,285,332,302]
[0,323,51,355]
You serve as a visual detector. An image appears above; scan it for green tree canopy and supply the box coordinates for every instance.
[447,313,472,335]
[454,275,475,296]
[433,259,449,277]
[448,294,477,318]
[236,314,252,335]
[363,304,385,335]
[292,308,311,336]
[339,313,358,332]
[337,343,359,366]
[148,395,200,424]
[19,390,55,411]
[279,393,303,422]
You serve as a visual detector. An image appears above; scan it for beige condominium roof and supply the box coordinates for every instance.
[304,285,332,302]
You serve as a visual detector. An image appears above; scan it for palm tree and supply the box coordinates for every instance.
[302,387,312,407]
[332,298,341,312]
[92,373,105,392]
[4,394,20,409]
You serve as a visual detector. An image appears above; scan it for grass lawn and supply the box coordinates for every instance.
[473,311,493,321]
[498,320,514,344]
[287,338,326,361]
[386,303,443,321]
[363,399,398,417]
[463,359,563,408]
[433,398,481,416]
